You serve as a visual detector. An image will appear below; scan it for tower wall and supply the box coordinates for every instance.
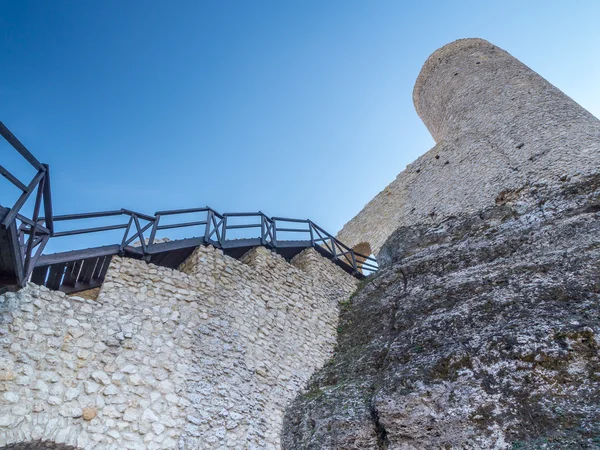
[337,38,600,259]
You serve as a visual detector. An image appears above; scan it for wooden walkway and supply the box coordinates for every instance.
[0,122,377,294]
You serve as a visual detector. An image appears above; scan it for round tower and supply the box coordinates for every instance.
[337,38,600,258]
[413,38,600,164]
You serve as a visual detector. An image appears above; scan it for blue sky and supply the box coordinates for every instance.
[1,0,599,251]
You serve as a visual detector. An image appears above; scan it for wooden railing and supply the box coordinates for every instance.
[0,122,53,285]
[41,208,378,276]
[1,121,377,288]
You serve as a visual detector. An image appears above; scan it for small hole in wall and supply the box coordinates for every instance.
[445,161,450,165]
[454,72,458,76]
[435,155,440,160]
[416,169,421,173]
[476,61,480,64]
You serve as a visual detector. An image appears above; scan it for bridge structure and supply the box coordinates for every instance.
[0,122,377,295]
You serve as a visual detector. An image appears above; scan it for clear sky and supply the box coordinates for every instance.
[1,0,599,250]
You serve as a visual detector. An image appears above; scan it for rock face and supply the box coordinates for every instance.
[283,39,600,449]
[283,173,600,449]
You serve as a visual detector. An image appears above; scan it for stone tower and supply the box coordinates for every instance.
[283,38,600,449]
[337,38,600,260]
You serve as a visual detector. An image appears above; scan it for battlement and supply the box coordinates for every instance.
[338,38,600,260]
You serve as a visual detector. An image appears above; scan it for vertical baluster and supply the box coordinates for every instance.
[148,214,160,246]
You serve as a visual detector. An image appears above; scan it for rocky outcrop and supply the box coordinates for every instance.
[282,173,600,449]
[284,37,600,449]
[0,246,356,449]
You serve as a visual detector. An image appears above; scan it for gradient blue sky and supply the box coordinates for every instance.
[1,1,599,248]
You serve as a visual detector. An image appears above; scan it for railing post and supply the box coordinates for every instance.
[148,214,160,246]
[350,250,358,274]
[221,215,227,246]
[119,216,133,254]
[308,221,315,247]
[204,210,213,244]
[268,217,275,245]
[42,164,54,235]
[22,174,46,284]
[132,214,146,254]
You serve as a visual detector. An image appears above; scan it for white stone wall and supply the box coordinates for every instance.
[0,246,357,449]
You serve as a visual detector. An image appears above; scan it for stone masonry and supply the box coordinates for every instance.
[0,245,357,449]
[337,38,600,258]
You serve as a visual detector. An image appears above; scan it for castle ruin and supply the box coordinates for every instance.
[2,38,600,449]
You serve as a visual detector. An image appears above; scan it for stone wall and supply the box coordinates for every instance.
[0,245,357,449]
[337,38,600,258]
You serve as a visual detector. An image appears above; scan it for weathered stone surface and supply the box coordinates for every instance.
[284,175,600,449]
[0,245,356,449]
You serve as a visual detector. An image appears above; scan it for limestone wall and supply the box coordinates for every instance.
[0,246,357,449]
[337,38,600,258]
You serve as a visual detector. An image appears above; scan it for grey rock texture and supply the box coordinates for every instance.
[337,38,600,257]
[284,38,600,449]
[283,174,600,449]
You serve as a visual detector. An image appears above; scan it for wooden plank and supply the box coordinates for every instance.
[274,240,312,249]
[46,264,66,290]
[64,260,83,287]
[0,121,43,170]
[36,245,120,267]
[59,280,102,294]
[96,256,112,281]
[145,237,204,254]
[157,248,194,269]
[30,266,48,286]
[62,261,76,287]
[149,252,169,266]
[221,238,262,249]
[0,222,17,283]
[79,258,98,284]
[42,164,54,234]
[122,246,144,257]
[0,164,27,192]
[7,221,24,286]
[92,256,107,280]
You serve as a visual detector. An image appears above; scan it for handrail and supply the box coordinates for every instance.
[1,121,377,287]
[1,121,54,284]
[40,207,378,276]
